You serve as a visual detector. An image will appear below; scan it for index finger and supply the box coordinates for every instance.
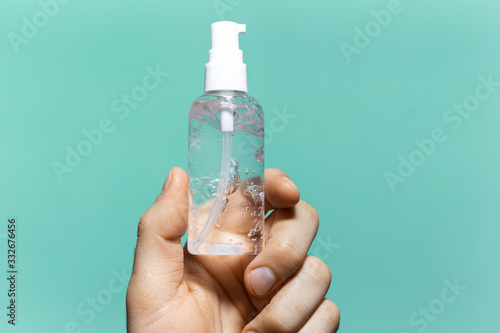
[264,168,300,212]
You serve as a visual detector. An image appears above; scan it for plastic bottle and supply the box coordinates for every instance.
[187,21,265,255]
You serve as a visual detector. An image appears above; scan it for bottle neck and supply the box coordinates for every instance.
[204,89,246,96]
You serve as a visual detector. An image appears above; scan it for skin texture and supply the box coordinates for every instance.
[126,167,340,332]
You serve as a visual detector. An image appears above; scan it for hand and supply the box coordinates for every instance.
[126,167,340,332]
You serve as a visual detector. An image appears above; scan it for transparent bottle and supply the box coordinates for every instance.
[188,91,264,255]
[187,21,265,255]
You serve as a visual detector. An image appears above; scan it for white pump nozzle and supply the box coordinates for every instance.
[205,21,247,93]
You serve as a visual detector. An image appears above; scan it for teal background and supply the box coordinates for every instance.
[1,0,499,332]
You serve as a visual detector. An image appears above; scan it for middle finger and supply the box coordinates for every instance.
[244,200,320,297]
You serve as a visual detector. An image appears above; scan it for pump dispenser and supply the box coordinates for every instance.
[188,21,265,255]
[205,21,247,93]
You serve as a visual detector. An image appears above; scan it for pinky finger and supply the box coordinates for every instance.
[298,299,340,333]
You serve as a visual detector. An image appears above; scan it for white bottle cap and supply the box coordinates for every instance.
[205,21,247,93]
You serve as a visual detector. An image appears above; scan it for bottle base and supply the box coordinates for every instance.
[188,240,259,255]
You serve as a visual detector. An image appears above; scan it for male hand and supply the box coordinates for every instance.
[126,167,340,332]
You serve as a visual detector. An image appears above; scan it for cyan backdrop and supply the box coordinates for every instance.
[1,0,499,332]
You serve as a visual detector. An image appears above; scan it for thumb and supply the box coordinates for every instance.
[129,167,189,298]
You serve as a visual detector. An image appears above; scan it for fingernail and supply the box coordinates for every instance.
[250,267,275,296]
[162,170,173,193]
[283,176,299,192]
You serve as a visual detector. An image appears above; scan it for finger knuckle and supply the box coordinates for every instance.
[298,200,319,228]
[275,239,304,268]
[267,312,296,332]
[323,299,341,330]
[304,255,332,285]
[137,213,151,237]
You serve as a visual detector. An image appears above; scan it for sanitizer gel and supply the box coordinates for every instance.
[187,21,265,255]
